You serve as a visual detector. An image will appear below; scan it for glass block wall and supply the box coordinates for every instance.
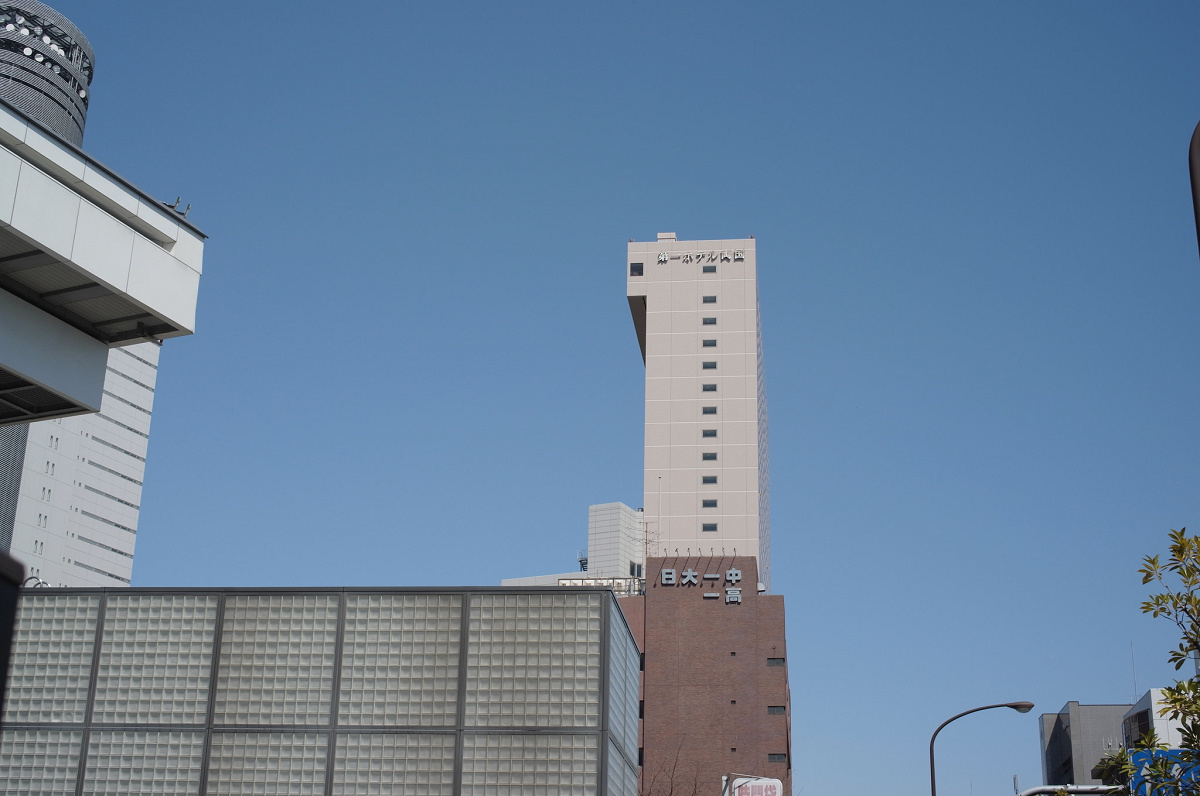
[0,588,640,796]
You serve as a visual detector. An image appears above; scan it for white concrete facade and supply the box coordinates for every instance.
[8,342,158,586]
[0,98,203,424]
[587,502,644,579]
[627,234,772,590]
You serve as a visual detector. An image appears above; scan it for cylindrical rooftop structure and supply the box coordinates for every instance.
[0,1,92,146]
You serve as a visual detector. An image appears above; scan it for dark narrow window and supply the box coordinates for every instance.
[702,476,717,484]
[702,499,717,508]
[630,262,643,276]
[702,452,717,460]
[768,754,788,763]
[702,317,717,325]
[702,339,717,347]
[702,406,717,415]
[702,523,718,532]
[702,429,716,437]
[703,265,716,273]
[640,701,645,719]
[702,361,716,369]
[702,295,717,303]
[767,706,787,715]
[702,384,717,392]
[767,657,785,667]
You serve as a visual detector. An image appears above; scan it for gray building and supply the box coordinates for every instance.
[1040,701,1131,786]
[0,586,640,795]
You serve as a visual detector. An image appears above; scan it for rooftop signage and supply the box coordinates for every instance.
[660,567,742,604]
[656,249,745,263]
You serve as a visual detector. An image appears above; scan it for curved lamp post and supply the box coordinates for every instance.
[929,701,1034,796]
[1189,119,1200,264]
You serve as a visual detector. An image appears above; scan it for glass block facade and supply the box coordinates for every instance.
[0,588,639,796]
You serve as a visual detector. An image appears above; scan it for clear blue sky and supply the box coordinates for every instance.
[47,2,1200,795]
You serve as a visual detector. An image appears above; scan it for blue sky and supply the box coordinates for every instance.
[46,2,1200,795]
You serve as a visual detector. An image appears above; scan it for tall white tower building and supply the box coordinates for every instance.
[627,234,771,589]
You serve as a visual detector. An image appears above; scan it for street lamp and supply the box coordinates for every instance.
[929,701,1035,796]
[1188,119,1200,264]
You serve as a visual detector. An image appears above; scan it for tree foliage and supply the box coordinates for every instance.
[1097,528,1200,795]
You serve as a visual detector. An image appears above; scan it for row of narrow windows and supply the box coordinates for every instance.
[629,262,722,276]
[702,301,719,529]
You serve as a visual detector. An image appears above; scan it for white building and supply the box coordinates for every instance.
[501,502,644,593]
[0,1,204,585]
[627,234,771,590]
[1,343,157,585]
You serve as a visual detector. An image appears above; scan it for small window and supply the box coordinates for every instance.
[703,265,716,273]
[702,523,718,532]
[702,317,717,325]
[702,499,717,508]
[767,657,785,667]
[702,452,717,460]
[702,296,717,303]
[702,406,717,415]
[702,429,716,437]
[702,361,716,369]
[702,384,717,392]
[768,753,788,763]
[702,475,717,484]
[702,339,717,347]
[630,262,643,276]
[768,706,786,715]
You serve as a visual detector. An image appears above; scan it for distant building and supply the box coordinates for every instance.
[502,502,644,589]
[0,586,641,794]
[1040,692,1185,786]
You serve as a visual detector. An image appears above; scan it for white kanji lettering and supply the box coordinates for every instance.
[720,250,731,261]
[661,569,676,585]
[725,568,742,584]
[725,587,742,604]
[734,249,745,260]
[681,568,699,585]
[658,252,668,263]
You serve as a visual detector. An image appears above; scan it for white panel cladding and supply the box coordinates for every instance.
[0,288,107,411]
[0,122,204,336]
[587,502,644,578]
[8,343,157,586]
[628,237,771,589]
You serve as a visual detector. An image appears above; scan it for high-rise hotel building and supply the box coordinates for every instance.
[627,234,771,590]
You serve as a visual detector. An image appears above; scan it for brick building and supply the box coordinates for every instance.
[620,556,791,796]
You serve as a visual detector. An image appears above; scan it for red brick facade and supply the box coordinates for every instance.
[619,556,791,796]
